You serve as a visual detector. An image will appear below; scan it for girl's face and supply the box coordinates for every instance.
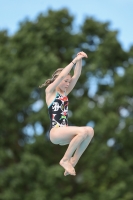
[58,75,71,92]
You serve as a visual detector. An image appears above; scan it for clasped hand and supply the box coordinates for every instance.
[74,51,88,62]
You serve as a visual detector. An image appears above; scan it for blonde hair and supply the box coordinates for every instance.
[39,68,64,88]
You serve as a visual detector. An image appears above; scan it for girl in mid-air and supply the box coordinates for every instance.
[39,51,94,176]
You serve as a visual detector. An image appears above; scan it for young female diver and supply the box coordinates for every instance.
[39,51,94,176]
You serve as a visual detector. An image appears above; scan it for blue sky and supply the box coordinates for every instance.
[0,0,133,51]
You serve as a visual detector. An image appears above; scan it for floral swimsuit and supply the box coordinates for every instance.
[48,92,69,131]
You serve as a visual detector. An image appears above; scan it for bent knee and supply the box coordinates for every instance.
[77,128,88,140]
[84,127,94,137]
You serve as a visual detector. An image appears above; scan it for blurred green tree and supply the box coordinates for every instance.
[0,8,133,200]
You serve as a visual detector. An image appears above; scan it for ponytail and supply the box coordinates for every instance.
[39,68,64,88]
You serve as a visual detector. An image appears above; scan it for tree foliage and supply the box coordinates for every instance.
[0,9,133,200]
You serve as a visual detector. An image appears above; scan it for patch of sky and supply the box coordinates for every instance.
[98,73,114,86]
[31,99,44,112]
[119,107,129,118]
[73,88,84,97]
[22,122,44,137]
[115,66,125,77]
[107,138,115,147]
[34,122,44,135]
[86,121,95,128]
[23,124,34,136]
[87,76,98,97]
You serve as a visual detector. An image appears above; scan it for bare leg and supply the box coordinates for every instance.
[73,133,93,163]
[50,126,92,176]
[64,131,94,176]
[60,132,89,175]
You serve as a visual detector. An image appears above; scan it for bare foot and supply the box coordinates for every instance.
[59,159,76,176]
[64,157,76,176]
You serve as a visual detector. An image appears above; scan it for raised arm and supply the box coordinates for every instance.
[66,52,88,94]
[46,52,87,93]
[45,59,77,93]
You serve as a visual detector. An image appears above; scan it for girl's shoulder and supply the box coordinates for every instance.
[45,89,57,107]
